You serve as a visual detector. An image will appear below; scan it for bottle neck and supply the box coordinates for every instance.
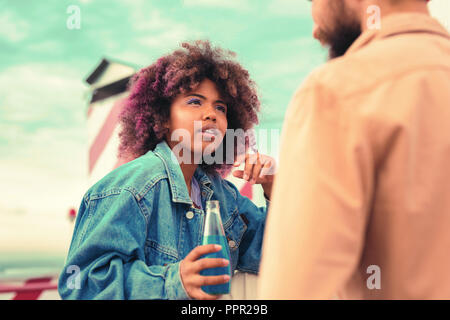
[204,209,225,237]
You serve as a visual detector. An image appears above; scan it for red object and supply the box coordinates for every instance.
[68,208,77,220]
[239,181,253,199]
[89,98,124,174]
[10,277,56,300]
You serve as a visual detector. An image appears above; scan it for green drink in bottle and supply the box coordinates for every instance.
[200,200,232,295]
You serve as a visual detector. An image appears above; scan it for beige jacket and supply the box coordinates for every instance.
[258,13,450,299]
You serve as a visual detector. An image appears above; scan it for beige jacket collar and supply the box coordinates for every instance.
[347,13,450,55]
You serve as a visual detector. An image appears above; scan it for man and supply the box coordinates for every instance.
[258,0,450,299]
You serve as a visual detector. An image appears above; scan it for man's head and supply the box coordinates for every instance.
[309,0,430,60]
[310,0,362,59]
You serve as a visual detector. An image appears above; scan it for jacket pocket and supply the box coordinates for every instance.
[145,239,179,267]
[223,209,248,271]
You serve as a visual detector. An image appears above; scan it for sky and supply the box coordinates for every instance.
[0,0,325,254]
[0,0,448,254]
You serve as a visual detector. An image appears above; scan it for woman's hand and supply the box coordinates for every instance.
[232,145,276,199]
[180,244,230,300]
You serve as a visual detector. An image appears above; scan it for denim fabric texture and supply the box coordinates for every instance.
[58,140,268,299]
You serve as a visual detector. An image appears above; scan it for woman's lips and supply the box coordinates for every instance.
[201,128,219,140]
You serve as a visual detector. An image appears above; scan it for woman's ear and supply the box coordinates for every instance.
[162,119,170,131]
[161,121,171,141]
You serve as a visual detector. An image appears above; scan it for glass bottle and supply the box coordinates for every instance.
[200,200,232,295]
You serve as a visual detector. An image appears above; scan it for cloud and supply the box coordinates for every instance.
[0,148,88,213]
[182,0,251,10]
[0,11,30,43]
[133,9,202,47]
[267,0,311,17]
[0,63,85,127]
[118,3,204,54]
[27,39,64,55]
[244,36,325,126]
[0,62,89,219]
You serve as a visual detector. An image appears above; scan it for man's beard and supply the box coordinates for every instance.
[316,3,362,60]
[326,19,362,59]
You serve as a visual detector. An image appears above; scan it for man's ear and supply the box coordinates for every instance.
[347,0,365,5]
[346,0,365,11]
[345,0,366,25]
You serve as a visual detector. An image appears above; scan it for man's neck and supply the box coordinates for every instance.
[360,0,430,32]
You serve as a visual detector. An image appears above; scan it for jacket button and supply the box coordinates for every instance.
[228,240,236,248]
[186,211,194,219]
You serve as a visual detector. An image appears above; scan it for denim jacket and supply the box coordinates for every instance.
[58,141,268,300]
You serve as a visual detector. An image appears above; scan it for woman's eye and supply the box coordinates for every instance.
[216,105,227,113]
[187,98,201,105]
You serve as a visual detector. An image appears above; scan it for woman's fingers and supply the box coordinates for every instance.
[191,274,230,300]
[196,274,231,287]
[259,158,275,179]
[193,288,222,300]
[233,153,270,183]
[250,156,264,184]
[193,258,229,273]
[185,244,222,262]
[233,135,250,167]
[243,153,259,181]
[186,273,230,291]
[232,169,244,178]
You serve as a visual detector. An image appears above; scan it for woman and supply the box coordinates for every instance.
[58,40,275,300]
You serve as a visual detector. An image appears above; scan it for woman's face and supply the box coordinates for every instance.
[165,78,228,163]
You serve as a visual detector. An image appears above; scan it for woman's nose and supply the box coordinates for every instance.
[203,105,217,122]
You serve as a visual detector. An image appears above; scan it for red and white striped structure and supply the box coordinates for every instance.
[0,276,59,300]
[85,58,135,187]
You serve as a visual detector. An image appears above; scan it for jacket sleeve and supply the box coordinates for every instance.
[58,189,190,300]
[223,180,268,274]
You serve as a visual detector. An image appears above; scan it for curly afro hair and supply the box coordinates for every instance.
[118,40,260,175]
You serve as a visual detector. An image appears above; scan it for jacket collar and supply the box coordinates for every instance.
[346,13,450,55]
[153,140,213,205]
